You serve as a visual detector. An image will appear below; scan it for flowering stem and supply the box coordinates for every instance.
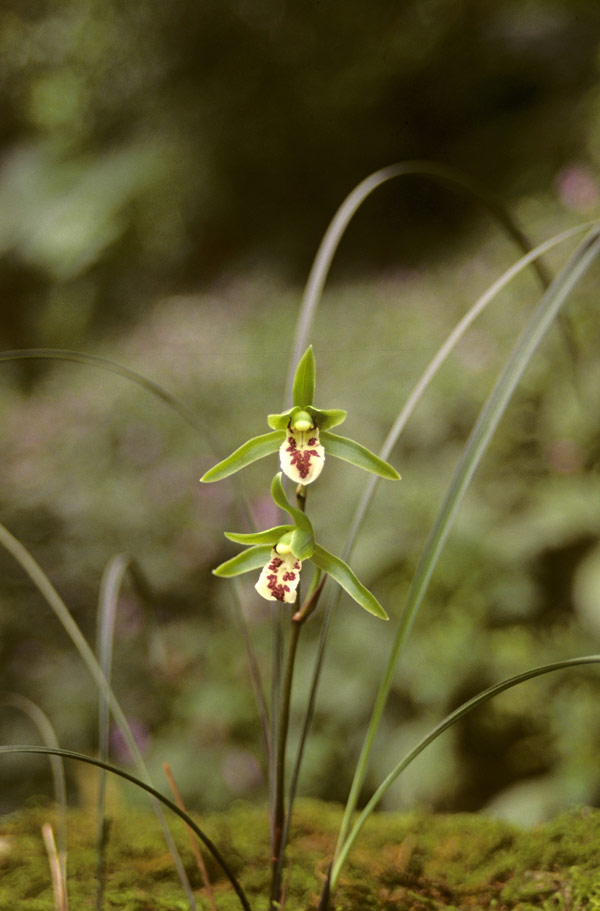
[269,483,308,909]
[295,482,306,510]
[269,615,301,909]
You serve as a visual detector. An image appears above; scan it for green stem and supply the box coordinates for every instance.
[269,482,308,908]
[270,617,301,909]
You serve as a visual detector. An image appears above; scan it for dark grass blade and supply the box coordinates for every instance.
[285,221,600,861]
[0,694,68,893]
[0,347,255,528]
[0,745,252,911]
[0,522,198,910]
[0,348,208,437]
[96,554,157,911]
[335,228,600,856]
[287,160,551,396]
[330,654,600,890]
[278,167,569,837]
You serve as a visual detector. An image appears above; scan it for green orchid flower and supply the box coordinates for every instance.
[200,346,400,486]
[212,474,389,620]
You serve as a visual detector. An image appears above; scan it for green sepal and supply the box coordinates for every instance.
[320,431,401,480]
[306,406,347,431]
[311,544,389,620]
[200,430,284,483]
[224,525,293,546]
[213,544,272,577]
[271,474,314,536]
[270,473,315,558]
[292,345,316,407]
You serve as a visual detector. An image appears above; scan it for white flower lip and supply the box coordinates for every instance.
[255,548,302,603]
[279,424,325,485]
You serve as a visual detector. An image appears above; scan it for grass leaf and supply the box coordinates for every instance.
[331,654,600,888]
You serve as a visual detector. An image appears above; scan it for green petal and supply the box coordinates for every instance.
[307,406,347,430]
[213,544,273,577]
[224,525,294,546]
[267,407,296,430]
[290,527,315,561]
[320,431,401,480]
[311,544,389,620]
[200,431,284,482]
[270,473,315,544]
[292,345,316,407]
[268,405,347,432]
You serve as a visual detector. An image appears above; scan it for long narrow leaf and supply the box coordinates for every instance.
[0,523,197,911]
[335,227,600,857]
[331,654,600,887]
[0,347,256,530]
[95,553,141,911]
[0,694,68,892]
[231,577,272,783]
[286,222,598,835]
[0,349,207,438]
[0,745,252,911]
[286,160,550,399]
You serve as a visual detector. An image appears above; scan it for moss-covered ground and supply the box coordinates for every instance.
[2,800,600,910]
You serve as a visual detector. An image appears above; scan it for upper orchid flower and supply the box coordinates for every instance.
[200,346,400,486]
[212,474,389,620]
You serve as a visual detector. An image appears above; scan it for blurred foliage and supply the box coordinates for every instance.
[2,0,600,826]
[2,0,600,347]
[1,193,600,821]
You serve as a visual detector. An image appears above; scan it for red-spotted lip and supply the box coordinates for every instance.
[279,425,325,485]
[255,548,302,603]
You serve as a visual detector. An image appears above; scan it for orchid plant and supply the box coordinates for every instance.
[201,344,400,907]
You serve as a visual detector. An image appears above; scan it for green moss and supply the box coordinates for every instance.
[3,801,600,909]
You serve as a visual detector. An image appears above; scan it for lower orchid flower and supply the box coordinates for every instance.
[212,474,389,619]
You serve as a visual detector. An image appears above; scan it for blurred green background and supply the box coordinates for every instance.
[2,0,600,825]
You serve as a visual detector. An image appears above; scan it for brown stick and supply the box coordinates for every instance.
[163,762,217,911]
